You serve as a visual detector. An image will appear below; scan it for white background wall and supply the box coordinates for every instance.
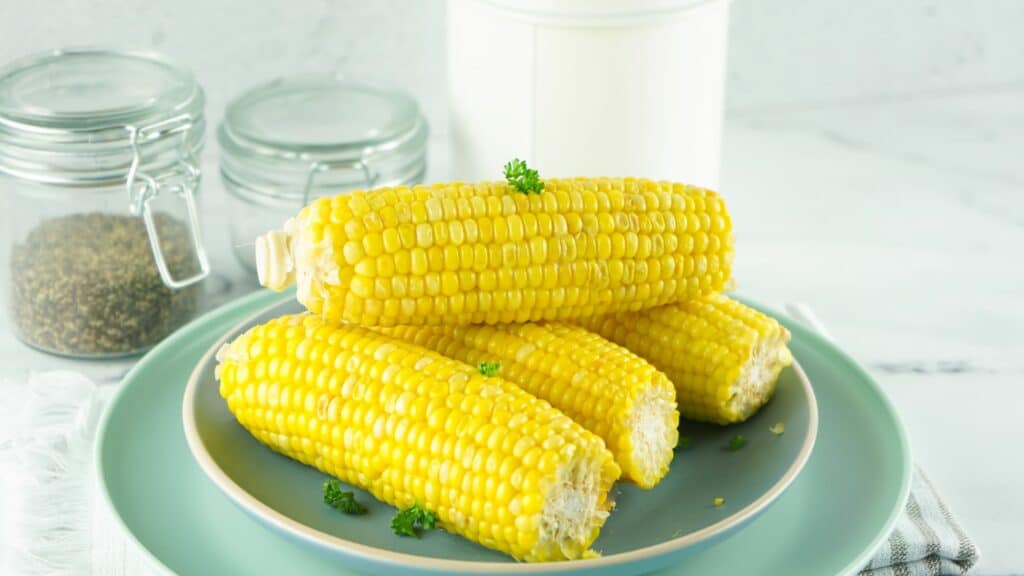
[0,1,450,143]
[3,0,1022,149]
[726,0,1024,114]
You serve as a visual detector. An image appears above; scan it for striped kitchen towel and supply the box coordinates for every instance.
[860,466,979,575]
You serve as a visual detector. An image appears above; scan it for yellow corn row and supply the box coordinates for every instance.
[216,314,620,562]
[255,178,733,327]
[575,294,793,424]
[378,322,678,489]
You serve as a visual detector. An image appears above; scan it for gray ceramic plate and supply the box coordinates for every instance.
[181,296,818,575]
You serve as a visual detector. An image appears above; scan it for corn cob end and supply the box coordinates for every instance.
[719,330,793,424]
[577,295,794,426]
[623,383,679,488]
[533,448,619,561]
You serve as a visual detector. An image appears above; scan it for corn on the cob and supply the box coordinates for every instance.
[378,322,678,489]
[216,314,620,562]
[575,294,793,425]
[255,178,733,327]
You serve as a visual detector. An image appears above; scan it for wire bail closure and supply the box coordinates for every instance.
[301,158,376,207]
[126,114,210,289]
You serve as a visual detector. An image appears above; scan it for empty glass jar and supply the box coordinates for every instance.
[219,76,428,271]
[0,49,209,357]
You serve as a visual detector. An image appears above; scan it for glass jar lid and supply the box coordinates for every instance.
[0,48,200,129]
[219,76,428,205]
[0,48,205,187]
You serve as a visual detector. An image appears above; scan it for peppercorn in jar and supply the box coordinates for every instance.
[0,49,209,357]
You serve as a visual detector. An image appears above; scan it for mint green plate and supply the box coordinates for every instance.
[97,289,910,576]
[181,296,816,575]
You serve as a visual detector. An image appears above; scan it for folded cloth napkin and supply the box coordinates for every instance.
[0,370,980,576]
[859,467,979,576]
[0,372,160,576]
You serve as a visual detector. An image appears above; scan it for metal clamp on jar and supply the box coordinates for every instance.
[0,48,209,357]
[218,76,428,272]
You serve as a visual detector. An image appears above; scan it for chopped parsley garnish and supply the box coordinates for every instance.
[503,158,544,194]
[477,361,501,377]
[724,435,747,452]
[323,479,367,515]
[675,435,693,450]
[391,503,438,538]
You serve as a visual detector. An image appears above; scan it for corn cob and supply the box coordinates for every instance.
[575,294,793,425]
[255,178,733,327]
[216,314,620,562]
[378,322,678,489]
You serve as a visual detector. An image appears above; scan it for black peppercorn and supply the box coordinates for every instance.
[10,212,201,356]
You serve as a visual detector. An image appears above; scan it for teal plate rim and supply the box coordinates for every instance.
[180,295,818,574]
[95,289,912,575]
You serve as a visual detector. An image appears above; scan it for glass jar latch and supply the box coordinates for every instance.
[125,113,210,289]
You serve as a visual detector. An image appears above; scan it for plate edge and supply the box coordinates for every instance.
[739,296,914,576]
[94,288,285,576]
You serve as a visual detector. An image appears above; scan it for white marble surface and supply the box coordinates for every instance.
[1,1,1022,574]
[723,90,1024,575]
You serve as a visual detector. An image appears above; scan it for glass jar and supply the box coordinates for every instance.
[0,49,209,357]
[219,76,428,271]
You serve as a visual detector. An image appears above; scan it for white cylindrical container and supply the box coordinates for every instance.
[448,0,729,188]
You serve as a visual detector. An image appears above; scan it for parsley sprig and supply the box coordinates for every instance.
[323,479,368,515]
[503,158,544,194]
[391,503,438,538]
[477,361,501,377]
[724,435,747,452]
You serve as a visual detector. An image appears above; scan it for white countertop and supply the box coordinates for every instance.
[725,90,1023,574]
[1,92,1021,573]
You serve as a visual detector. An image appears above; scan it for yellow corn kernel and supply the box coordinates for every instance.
[257,178,733,326]
[575,294,794,424]
[217,314,620,561]
[380,322,677,488]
